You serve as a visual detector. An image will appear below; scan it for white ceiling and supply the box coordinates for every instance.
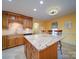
[2,0,76,20]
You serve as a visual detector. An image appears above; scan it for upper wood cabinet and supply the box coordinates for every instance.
[23,18,33,29]
[2,11,33,29]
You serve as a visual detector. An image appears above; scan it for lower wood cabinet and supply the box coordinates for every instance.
[2,35,24,50]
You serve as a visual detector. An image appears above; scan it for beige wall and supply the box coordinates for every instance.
[33,13,76,45]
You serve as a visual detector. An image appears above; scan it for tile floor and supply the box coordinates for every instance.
[2,42,76,59]
[2,45,26,59]
[62,42,76,59]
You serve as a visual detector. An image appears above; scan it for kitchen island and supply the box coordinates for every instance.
[24,34,63,59]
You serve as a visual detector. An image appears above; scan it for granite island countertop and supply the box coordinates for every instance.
[24,34,64,51]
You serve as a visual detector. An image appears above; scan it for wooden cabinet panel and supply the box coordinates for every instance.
[2,14,7,29]
[23,19,33,29]
[25,40,39,59]
[29,19,33,28]
[7,37,16,48]
[7,15,16,23]
[39,43,57,59]
[15,37,24,46]
[16,15,23,24]
[2,36,7,49]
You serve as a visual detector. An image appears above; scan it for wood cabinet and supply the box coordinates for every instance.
[23,18,33,29]
[2,11,33,49]
[2,14,8,29]
[15,36,24,46]
[7,37,16,48]
[2,11,33,29]
[24,39,57,59]
[2,35,24,50]
[2,36,8,49]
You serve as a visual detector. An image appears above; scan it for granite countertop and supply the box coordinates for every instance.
[24,34,64,51]
[2,29,33,36]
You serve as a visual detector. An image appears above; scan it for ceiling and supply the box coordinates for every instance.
[2,0,76,20]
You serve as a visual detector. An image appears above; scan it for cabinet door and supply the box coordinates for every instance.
[7,14,16,23]
[2,14,7,29]
[25,41,39,59]
[28,19,33,28]
[23,19,33,29]
[15,37,24,46]
[16,15,23,24]
[23,19,28,28]
[7,37,15,48]
[2,36,7,49]
[26,43,32,59]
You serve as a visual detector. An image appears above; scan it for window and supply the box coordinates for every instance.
[51,22,58,36]
[52,22,58,28]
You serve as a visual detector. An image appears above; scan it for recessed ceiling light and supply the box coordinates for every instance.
[40,1,43,4]
[33,9,37,11]
[8,0,12,2]
[49,9,58,15]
